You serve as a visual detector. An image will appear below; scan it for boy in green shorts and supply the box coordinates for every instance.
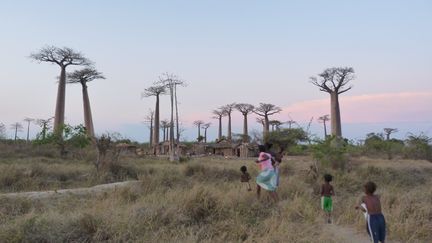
[321,174,334,223]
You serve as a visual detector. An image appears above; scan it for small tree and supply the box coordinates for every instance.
[221,103,236,141]
[23,118,34,142]
[212,109,225,141]
[0,123,7,139]
[383,128,398,140]
[317,115,330,138]
[201,123,211,143]
[35,118,53,140]
[30,46,92,134]
[266,128,308,153]
[310,67,355,138]
[10,122,23,141]
[235,103,254,143]
[193,120,205,142]
[67,67,105,137]
[253,103,282,141]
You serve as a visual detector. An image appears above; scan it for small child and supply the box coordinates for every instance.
[355,181,386,243]
[240,165,252,191]
[321,174,335,223]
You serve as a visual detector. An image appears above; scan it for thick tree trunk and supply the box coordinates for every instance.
[227,113,232,141]
[82,84,95,137]
[263,115,270,141]
[54,66,66,134]
[169,86,177,161]
[243,114,248,143]
[218,116,222,141]
[153,94,160,154]
[26,122,30,142]
[330,92,342,137]
[149,118,153,147]
[323,120,327,138]
[204,129,207,143]
[197,124,201,140]
[14,126,18,141]
[175,84,180,143]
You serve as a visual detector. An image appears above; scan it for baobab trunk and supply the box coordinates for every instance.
[227,113,232,141]
[218,117,222,140]
[197,124,201,139]
[54,66,66,133]
[243,114,248,143]
[153,95,160,154]
[330,92,342,137]
[149,119,153,147]
[204,129,207,143]
[82,85,95,137]
[263,116,270,140]
[323,120,328,138]
[175,84,180,143]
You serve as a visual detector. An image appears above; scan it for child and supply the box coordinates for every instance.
[355,181,386,243]
[321,174,334,223]
[255,145,278,202]
[240,165,252,191]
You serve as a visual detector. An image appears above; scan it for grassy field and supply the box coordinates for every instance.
[0,150,431,242]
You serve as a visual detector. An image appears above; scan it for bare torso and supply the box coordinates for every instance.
[362,194,382,215]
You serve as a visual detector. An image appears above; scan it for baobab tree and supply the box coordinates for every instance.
[383,128,398,140]
[158,73,180,161]
[235,103,254,143]
[23,117,34,142]
[253,103,282,140]
[30,46,92,134]
[221,103,236,141]
[193,120,205,142]
[286,120,296,129]
[35,118,53,140]
[212,109,225,141]
[142,85,166,154]
[10,122,23,141]
[173,79,187,143]
[310,67,355,137]
[201,123,211,143]
[67,67,105,137]
[317,115,330,138]
[160,119,170,142]
[269,120,283,131]
[142,109,154,147]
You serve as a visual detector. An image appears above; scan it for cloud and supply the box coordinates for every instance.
[280,91,432,124]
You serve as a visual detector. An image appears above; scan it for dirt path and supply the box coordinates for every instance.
[324,223,401,243]
[1,180,140,200]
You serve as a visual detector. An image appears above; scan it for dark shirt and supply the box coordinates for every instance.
[321,183,334,197]
[241,172,251,182]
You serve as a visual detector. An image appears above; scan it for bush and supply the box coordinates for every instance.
[311,136,348,170]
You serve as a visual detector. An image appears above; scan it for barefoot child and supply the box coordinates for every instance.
[355,181,386,243]
[321,174,334,223]
[240,165,252,191]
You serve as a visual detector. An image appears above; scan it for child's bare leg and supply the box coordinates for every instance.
[247,182,252,191]
[256,185,261,199]
[270,191,279,202]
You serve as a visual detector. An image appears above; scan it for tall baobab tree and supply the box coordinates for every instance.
[212,109,225,141]
[23,117,34,142]
[193,120,205,142]
[143,109,154,147]
[221,103,236,141]
[10,122,23,141]
[201,123,211,143]
[67,67,105,137]
[235,103,254,143]
[383,128,398,140]
[310,67,355,137]
[142,85,166,155]
[253,103,282,140]
[30,46,92,134]
[158,73,180,161]
[173,79,186,143]
[317,115,330,138]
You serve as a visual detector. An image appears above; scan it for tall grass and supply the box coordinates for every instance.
[0,154,431,242]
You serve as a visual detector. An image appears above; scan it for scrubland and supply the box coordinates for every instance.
[0,145,431,242]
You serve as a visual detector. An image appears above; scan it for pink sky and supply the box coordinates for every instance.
[279,91,432,124]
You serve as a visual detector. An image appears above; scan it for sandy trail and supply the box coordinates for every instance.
[1,180,139,200]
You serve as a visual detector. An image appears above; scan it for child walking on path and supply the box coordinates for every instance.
[321,174,334,223]
[355,181,386,243]
[256,145,278,202]
[240,166,252,191]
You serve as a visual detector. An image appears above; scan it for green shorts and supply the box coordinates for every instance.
[321,196,333,212]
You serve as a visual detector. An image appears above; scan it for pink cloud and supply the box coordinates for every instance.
[280,91,432,124]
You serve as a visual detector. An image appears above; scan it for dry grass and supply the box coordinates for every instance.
[0,153,431,242]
